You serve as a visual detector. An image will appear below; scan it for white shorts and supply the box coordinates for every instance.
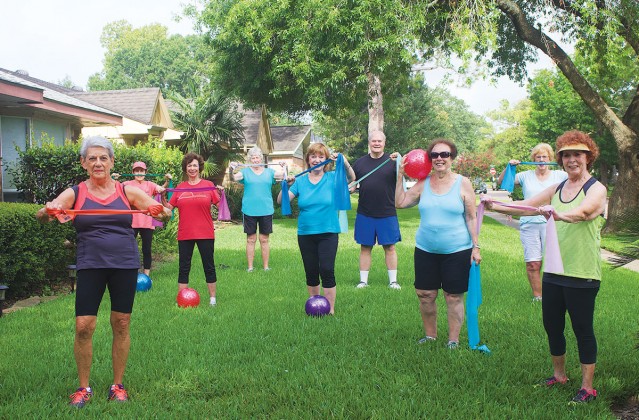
[519,223,546,262]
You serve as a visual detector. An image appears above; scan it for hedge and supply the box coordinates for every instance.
[0,203,75,298]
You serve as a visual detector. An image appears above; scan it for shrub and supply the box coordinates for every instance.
[8,137,184,204]
[0,203,75,298]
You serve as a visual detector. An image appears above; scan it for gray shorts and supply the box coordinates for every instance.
[519,223,546,262]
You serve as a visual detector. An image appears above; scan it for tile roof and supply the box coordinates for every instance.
[69,88,161,124]
[271,125,311,152]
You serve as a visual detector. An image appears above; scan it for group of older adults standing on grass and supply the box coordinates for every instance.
[36,126,608,408]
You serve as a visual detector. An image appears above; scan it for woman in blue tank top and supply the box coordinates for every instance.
[395,139,481,349]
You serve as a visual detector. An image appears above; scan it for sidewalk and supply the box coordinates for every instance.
[483,210,639,273]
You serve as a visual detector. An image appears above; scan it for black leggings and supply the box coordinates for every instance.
[134,228,154,270]
[542,281,600,364]
[297,233,338,288]
[178,239,216,284]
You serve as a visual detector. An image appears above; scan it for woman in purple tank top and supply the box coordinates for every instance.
[37,136,171,408]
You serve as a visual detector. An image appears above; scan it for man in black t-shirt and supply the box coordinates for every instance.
[351,130,401,289]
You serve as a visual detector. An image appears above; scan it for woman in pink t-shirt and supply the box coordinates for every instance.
[119,161,170,276]
[166,153,221,306]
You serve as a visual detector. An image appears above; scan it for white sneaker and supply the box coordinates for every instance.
[210,297,217,306]
[356,281,369,289]
[389,282,401,290]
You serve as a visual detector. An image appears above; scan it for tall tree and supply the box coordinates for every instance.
[438,0,639,231]
[88,21,213,96]
[195,0,437,134]
[169,82,245,182]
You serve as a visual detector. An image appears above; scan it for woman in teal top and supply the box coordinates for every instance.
[277,143,355,314]
[230,147,285,272]
[396,138,481,350]
[486,130,607,404]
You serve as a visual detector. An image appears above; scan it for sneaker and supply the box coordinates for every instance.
[446,341,459,349]
[263,267,271,271]
[570,388,597,404]
[418,336,436,344]
[535,376,569,387]
[356,281,369,289]
[532,296,543,302]
[108,384,128,402]
[247,268,254,273]
[389,282,401,290]
[69,387,92,408]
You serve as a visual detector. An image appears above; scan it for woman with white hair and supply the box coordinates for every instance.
[497,143,568,301]
[230,147,285,272]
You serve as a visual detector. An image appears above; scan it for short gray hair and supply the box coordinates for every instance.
[80,136,114,159]
[247,146,263,159]
[368,130,386,142]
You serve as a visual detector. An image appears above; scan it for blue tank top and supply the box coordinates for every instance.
[72,181,140,270]
[415,175,472,254]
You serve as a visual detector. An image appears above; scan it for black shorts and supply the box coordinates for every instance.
[414,247,472,294]
[243,214,273,235]
[75,268,138,316]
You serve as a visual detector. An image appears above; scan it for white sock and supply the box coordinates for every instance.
[360,271,369,283]
[210,297,216,305]
[388,270,397,284]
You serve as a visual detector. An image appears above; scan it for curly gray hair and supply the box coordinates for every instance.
[247,146,263,160]
[80,136,114,158]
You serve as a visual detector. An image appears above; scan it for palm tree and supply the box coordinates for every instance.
[169,81,245,181]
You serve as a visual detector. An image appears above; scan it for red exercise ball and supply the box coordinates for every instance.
[403,149,432,180]
[177,288,200,308]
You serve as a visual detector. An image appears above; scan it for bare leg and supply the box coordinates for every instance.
[206,282,217,299]
[110,311,131,385]
[382,244,397,270]
[259,234,270,269]
[526,261,542,298]
[246,234,257,270]
[580,363,596,391]
[143,269,150,276]
[308,285,320,296]
[416,289,438,338]
[359,245,373,271]
[551,354,568,381]
[74,316,97,388]
[323,286,336,315]
[444,292,464,343]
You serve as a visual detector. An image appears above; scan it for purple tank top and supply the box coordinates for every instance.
[72,182,139,270]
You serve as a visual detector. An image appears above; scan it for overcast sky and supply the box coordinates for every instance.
[1,0,557,116]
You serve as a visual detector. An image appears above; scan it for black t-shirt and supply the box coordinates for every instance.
[352,153,397,217]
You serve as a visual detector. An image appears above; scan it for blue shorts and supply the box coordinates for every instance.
[354,214,401,246]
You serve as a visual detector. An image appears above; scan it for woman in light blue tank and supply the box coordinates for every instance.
[230,147,285,272]
[497,143,568,301]
[396,139,481,349]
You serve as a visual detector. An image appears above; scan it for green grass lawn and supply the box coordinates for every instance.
[1,206,638,418]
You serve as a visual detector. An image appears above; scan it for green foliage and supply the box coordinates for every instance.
[8,138,183,204]
[88,20,214,96]
[0,203,75,296]
[169,82,245,181]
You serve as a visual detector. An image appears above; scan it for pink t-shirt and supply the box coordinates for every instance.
[169,180,220,240]
[123,180,161,229]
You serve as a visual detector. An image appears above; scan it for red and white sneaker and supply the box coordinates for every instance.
[108,384,128,402]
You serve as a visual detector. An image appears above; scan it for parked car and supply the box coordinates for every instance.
[473,177,487,194]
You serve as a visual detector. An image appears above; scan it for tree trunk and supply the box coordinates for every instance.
[495,0,639,232]
[367,72,384,136]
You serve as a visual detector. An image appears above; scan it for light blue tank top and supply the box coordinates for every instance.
[240,167,275,216]
[415,175,472,254]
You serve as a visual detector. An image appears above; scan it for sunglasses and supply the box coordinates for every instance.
[429,151,452,159]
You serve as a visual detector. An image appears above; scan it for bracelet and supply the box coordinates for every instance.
[473,244,481,249]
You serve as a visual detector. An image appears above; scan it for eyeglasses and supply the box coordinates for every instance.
[429,151,452,159]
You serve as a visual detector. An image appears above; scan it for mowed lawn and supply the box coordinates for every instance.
[1,204,638,418]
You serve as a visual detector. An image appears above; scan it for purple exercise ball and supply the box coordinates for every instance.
[305,295,331,317]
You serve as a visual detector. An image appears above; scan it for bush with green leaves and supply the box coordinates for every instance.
[8,137,184,204]
[0,203,75,298]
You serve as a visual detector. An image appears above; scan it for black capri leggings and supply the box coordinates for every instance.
[297,233,338,289]
[134,228,154,270]
[178,239,216,284]
[75,268,138,316]
[542,281,600,364]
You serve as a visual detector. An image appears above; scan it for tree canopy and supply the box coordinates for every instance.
[88,21,213,96]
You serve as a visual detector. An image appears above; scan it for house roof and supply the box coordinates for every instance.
[69,88,164,125]
[0,68,122,125]
[238,104,263,143]
[271,125,311,152]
